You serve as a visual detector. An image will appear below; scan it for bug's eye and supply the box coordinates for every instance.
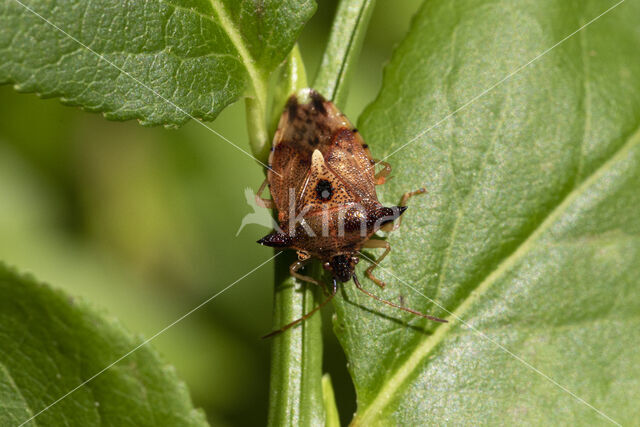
[323,262,331,270]
[351,257,359,265]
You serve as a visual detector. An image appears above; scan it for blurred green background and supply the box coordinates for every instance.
[0,2,422,425]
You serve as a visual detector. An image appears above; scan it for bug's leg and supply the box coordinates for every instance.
[290,259,322,286]
[255,178,275,209]
[373,159,392,185]
[399,187,427,208]
[353,274,446,323]
[262,279,338,339]
[381,188,427,232]
[362,239,391,288]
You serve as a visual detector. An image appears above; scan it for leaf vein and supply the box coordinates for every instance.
[0,361,37,426]
[576,14,592,183]
[355,122,640,424]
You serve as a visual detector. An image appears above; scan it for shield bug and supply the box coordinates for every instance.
[256,89,445,337]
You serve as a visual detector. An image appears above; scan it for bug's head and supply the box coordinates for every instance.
[324,254,359,282]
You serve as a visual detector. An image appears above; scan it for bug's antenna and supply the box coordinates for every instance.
[352,274,447,323]
[262,279,338,339]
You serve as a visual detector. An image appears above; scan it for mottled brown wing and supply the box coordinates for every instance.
[297,150,355,213]
[323,126,376,202]
[268,89,376,221]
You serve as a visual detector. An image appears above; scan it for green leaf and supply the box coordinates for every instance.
[322,374,340,427]
[333,0,640,425]
[0,0,315,126]
[0,263,207,426]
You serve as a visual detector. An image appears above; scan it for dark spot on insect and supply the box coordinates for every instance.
[270,146,274,152]
[310,91,327,115]
[286,96,298,123]
[370,159,375,165]
[309,136,319,146]
[315,179,333,201]
[362,144,369,149]
[352,128,358,133]
[316,122,330,137]
[332,128,354,146]
[257,231,291,247]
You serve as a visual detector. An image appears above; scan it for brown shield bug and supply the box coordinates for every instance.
[256,89,445,337]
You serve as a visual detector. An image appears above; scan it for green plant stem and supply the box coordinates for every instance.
[268,253,325,427]
[267,45,328,427]
[314,0,377,107]
[245,93,270,163]
[267,0,377,418]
